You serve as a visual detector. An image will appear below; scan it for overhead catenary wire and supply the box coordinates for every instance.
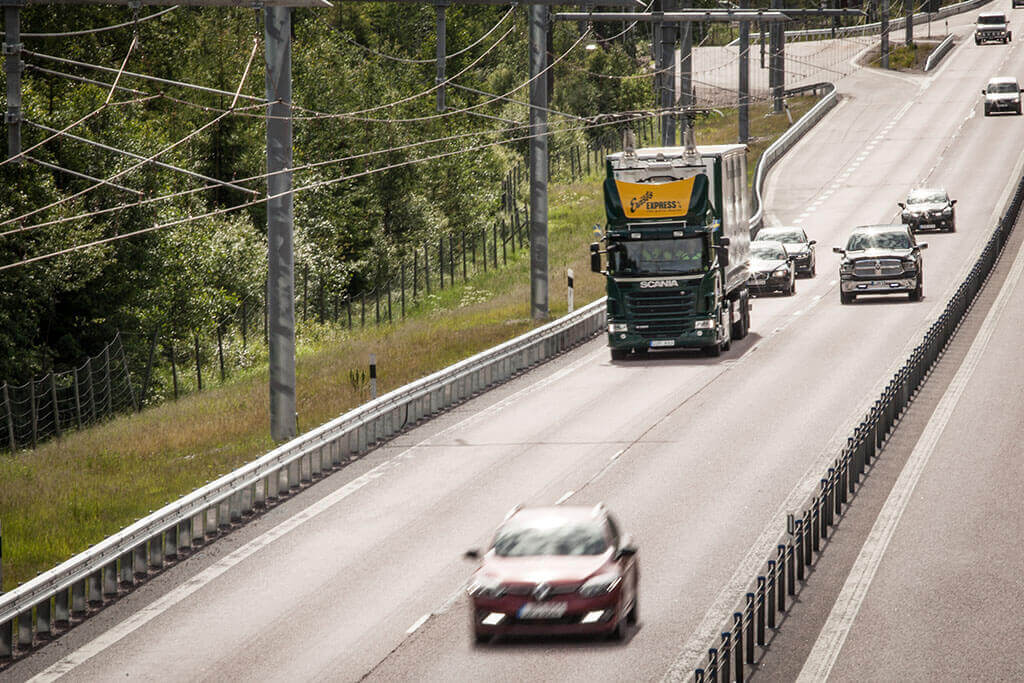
[0,109,664,271]
[329,5,517,65]
[21,6,178,39]
[0,41,264,230]
[26,156,143,196]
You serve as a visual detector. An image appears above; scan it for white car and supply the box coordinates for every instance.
[983,76,1023,116]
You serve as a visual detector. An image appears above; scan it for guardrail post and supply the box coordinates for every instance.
[720,631,731,682]
[230,490,242,523]
[766,562,777,629]
[734,612,744,682]
[165,523,178,560]
[54,586,70,627]
[17,609,31,650]
[178,519,192,554]
[777,545,787,611]
[102,561,118,598]
[1,616,11,658]
[756,576,766,646]
[119,551,133,587]
[71,578,86,617]
[149,535,164,571]
[36,597,51,638]
[795,520,805,581]
[86,570,101,605]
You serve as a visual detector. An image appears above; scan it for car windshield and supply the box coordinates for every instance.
[756,230,805,244]
[751,242,786,260]
[493,520,608,557]
[609,236,705,275]
[978,15,1005,24]
[988,82,1019,93]
[907,190,947,204]
[846,230,911,250]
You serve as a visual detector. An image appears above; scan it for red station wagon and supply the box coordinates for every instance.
[465,504,639,643]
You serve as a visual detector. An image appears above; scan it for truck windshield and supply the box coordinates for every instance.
[610,236,705,275]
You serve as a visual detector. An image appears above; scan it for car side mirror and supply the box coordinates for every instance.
[917,243,928,250]
[950,199,958,205]
[808,240,817,246]
[616,544,638,559]
[982,90,987,95]
[589,243,601,273]
[833,247,845,254]
[464,548,481,560]
[898,202,906,209]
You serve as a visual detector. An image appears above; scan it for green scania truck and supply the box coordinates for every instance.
[589,123,752,360]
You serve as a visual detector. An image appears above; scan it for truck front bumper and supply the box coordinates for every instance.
[607,328,723,351]
[840,277,916,294]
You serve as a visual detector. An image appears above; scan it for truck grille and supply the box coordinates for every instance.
[624,287,697,338]
[852,258,903,278]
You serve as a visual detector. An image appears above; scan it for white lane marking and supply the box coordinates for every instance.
[406,614,430,635]
[555,489,576,505]
[797,207,1024,683]
[610,448,625,461]
[792,310,804,317]
[829,279,838,286]
[30,344,609,682]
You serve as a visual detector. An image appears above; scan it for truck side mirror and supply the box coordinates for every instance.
[590,243,602,273]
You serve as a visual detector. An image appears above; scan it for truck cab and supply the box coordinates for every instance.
[590,122,751,360]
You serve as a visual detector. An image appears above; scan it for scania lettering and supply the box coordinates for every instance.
[590,114,752,360]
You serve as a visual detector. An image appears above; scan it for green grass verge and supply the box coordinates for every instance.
[0,96,813,591]
[863,40,941,71]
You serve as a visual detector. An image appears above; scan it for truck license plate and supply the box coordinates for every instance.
[518,602,567,619]
[650,340,675,348]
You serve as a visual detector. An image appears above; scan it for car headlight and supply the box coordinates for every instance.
[579,573,622,598]
[770,269,789,281]
[468,577,507,598]
[694,318,715,329]
[902,258,918,272]
[942,208,952,215]
[840,262,853,275]
[608,323,628,333]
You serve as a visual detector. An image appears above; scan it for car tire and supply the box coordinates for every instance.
[610,348,629,361]
[1017,105,1022,115]
[841,291,855,305]
[787,277,796,296]
[473,629,489,645]
[609,613,628,641]
[810,260,817,278]
[948,220,956,233]
[984,105,991,116]
[909,278,923,302]
[627,589,639,625]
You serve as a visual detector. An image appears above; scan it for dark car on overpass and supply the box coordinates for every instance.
[465,504,639,643]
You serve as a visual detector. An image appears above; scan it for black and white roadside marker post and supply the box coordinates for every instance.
[567,268,574,313]
[369,354,377,400]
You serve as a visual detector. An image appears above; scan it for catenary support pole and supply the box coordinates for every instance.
[529,3,549,320]
[435,1,446,112]
[4,5,21,161]
[905,0,913,45]
[659,0,676,145]
[679,18,692,109]
[739,0,750,142]
[265,7,297,442]
[881,0,890,69]
[771,0,784,113]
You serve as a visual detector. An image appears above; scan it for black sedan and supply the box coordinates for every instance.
[753,226,817,277]
[747,240,796,296]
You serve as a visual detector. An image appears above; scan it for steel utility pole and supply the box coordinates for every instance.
[265,7,297,441]
[3,3,21,160]
[679,18,691,110]
[739,0,750,142]
[881,0,890,69]
[529,3,548,320]
[770,0,784,113]
[905,0,913,46]
[435,1,446,112]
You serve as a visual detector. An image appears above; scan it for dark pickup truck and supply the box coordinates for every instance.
[834,225,927,304]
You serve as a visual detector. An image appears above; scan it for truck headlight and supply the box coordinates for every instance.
[694,319,715,329]
[609,323,628,333]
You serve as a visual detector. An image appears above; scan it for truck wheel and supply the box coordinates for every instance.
[611,348,629,361]
[841,291,855,305]
[731,291,750,340]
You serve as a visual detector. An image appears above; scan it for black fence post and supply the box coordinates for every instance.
[49,373,61,439]
[72,368,82,429]
[756,576,766,646]
[745,593,755,664]
[767,561,777,629]
[720,632,731,683]
[734,612,744,682]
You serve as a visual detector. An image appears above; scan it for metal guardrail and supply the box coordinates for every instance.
[749,82,839,234]
[0,297,607,659]
[0,77,850,665]
[693,138,1024,683]
[925,34,957,71]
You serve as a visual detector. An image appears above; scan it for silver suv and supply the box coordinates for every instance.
[976,12,1011,44]
[983,76,1023,116]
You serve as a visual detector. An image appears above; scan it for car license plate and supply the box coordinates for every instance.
[921,223,934,229]
[650,339,675,348]
[518,602,567,619]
